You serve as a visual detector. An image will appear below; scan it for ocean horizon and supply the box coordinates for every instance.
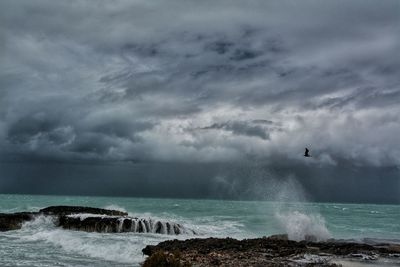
[2,0,400,266]
[1,193,400,266]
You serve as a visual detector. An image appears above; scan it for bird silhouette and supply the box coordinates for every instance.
[304,148,311,157]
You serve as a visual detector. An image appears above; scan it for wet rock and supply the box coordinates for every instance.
[142,235,400,267]
[155,221,163,233]
[40,206,127,216]
[1,206,192,235]
[387,244,400,253]
[59,215,117,232]
[350,253,378,260]
[122,218,132,232]
[0,212,38,231]
[174,224,182,235]
[267,234,288,241]
[305,234,318,242]
[58,215,192,235]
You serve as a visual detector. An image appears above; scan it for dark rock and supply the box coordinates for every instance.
[0,212,39,231]
[305,234,318,242]
[58,215,190,235]
[173,224,181,235]
[142,235,400,267]
[137,220,144,233]
[142,250,191,267]
[267,234,288,241]
[166,222,171,234]
[40,206,127,216]
[59,215,117,232]
[386,244,400,253]
[122,218,132,232]
[155,221,162,233]
[0,206,192,235]
[144,220,151,232]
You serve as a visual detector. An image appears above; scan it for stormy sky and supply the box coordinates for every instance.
[1,0,400,203]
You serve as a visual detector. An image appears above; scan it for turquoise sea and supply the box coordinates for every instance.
[1,194,400,266]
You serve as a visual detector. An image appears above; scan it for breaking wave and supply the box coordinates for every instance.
[275,211,331,241]
[102,204,127,213]
[17,214,193,265]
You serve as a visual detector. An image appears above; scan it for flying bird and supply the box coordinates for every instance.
[304,148,311,157]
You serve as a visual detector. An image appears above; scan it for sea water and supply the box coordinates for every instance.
[1,194,400,266]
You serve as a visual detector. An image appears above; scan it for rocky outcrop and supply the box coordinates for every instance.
[0,206,192,235]
[0,212,38,231]
[58,215,194,234]
[0,206,127,232]
[143,236,400,266]
[40,206,128,216]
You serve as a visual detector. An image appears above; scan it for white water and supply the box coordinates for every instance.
[263,176,332,241]
[275,211,331,241]
[1,194,400,266]
[64,214,192,234]
[14,216,182,265]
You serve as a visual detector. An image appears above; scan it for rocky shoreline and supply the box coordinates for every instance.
[0,205,194,234]
[142,235,400,266]
[2,206,400,266]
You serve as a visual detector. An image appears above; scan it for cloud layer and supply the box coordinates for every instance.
[1,0,400,169]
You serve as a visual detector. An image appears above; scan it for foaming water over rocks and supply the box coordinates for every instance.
[218,164,333,242]
[263,175,332,241]
[61,214,195,235]
[0,205,196,236]
[102,204,127,213]
[275,211,330,241]
[2,194,400,266]
[3,206,200,266]
[19,218,157,265]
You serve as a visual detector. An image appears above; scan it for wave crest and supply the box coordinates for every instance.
[275,211,330,241]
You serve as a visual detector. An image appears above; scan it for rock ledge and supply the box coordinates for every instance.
[0,206,193,235]
[142,235,400,266]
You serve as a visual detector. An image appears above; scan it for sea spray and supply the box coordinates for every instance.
[102,204,127,213]
[240,169,333,241]
[2,194,400,267]
[270,177,331,241]
[20,214,57,231]
[18,215,170,265]
[217,162,333,241]
[22,227,148,264]
[275,211,330,241]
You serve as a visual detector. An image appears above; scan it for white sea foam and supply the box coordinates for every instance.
[22,229,147,263]
[65,213,195,235]
[21,215,56,230]
[290,253,332,265]
[275,211,331,241]
[2,194,399,267]
[258,175,332,241]
[183,215,248,238]
[19,216,161,264]
[102,204,127,213]
[66,213,123,220]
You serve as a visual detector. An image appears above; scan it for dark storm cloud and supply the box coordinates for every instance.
[201,120,272,140]
[0,0,400,170]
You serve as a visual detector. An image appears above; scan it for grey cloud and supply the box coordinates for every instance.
[251,120,274,125]
[0,0,399,169]
[205,41,234,55]
[7,114,61,144]
[91,120,153,140]
[201,121,271,140]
